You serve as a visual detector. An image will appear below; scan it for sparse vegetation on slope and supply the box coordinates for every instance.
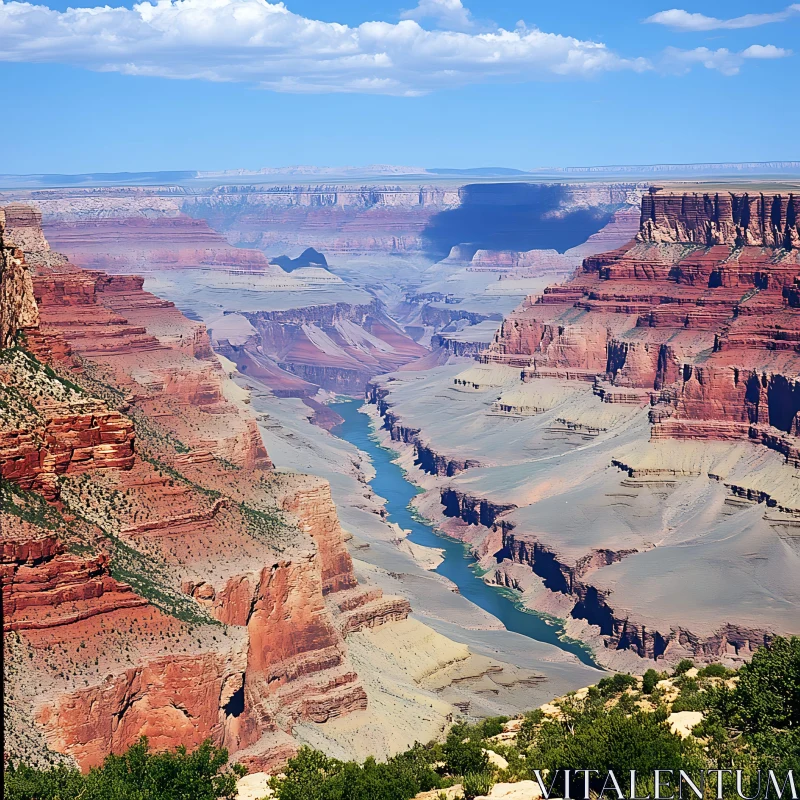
[264,637,800,800]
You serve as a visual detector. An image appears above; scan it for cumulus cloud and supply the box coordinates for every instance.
[645,5,800,32]
[0,0,785,94]
[0,0,653,94]
[663,44,792,75]
[741,43,792,58]
[400,0,474,30]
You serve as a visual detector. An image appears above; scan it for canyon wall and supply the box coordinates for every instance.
[486,191,800,454]
[1,206,408,771]
[368,190,800,670]
[639,191,800,248]
[237,300,428,394]
[2,181,642,262]
[0,206,39,347]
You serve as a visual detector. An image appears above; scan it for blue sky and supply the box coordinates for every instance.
[1,0,798,173]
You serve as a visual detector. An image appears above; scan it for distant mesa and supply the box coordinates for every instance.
[270,247,330,272]
[426,167,530,176]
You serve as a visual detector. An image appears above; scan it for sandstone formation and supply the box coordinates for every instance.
[43,215,283,275]
[368,191,800,670]
[1,206,409,771]
[487,191,800,456]
[0,206,39,348]
[638,192,800,248]
[235,300,428,394]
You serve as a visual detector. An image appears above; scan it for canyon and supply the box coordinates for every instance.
[367,189,800,671]
[9,175,800,776]
[1,197,597,773]
[0,181,640,399]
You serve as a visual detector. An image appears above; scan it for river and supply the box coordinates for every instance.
[331,398,598,668]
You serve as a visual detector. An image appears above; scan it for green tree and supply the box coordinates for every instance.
[270,747,344,800]
[642,668,660,695]
[732,636,800,732]
[674,659,694,676]
[4,739,243,800]
[442,724,488,777]
[596,673,637,697]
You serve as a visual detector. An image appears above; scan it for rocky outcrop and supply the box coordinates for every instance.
[638,191,800,248]
[484,191,800,458]
[0,207,39,348]
[0,349,136,499]
[440,489,515,528]
[280,479,358,596]
[2,530,148,633]
[430,333,488,357]
[468,248,578,274]
[570,587,771,662]
[37,652,240,769]
[243,301,427,394]
[367,391,481,477]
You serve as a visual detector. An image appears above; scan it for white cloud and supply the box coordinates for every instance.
[0,0,651,94]
[0,0,786,94]
[663,44,792,75]
[645,5,800,32]
[741,43,792,58]
[401,0,473,31]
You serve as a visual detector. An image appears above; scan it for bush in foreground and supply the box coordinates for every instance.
[4,739,243,800]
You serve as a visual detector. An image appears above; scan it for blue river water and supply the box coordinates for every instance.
[331,398,598,668]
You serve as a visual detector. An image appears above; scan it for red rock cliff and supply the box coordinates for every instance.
[485,191,800,459]
[1,205,408,772]
[0,207,39,348]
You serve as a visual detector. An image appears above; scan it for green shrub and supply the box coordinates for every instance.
[478,716,509,740]
[671,691,708,713]
[4,738,243,800]
[270,744,441,800]
[596,672,637,697]
[673,659,694,676]
[516,709,544,748]
[462,771,493,800]
[696,663,730,679]
[443,724,488,777]
[642,668,660,695]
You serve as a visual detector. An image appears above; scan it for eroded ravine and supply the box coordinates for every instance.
[330,398,599,668]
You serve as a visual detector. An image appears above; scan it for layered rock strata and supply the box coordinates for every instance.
[1,206,408,771]
[0,206,39,348]
[367,191,800,670]
[229,301,427,394]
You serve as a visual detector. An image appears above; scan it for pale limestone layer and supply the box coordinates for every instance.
[369,360,800,668]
